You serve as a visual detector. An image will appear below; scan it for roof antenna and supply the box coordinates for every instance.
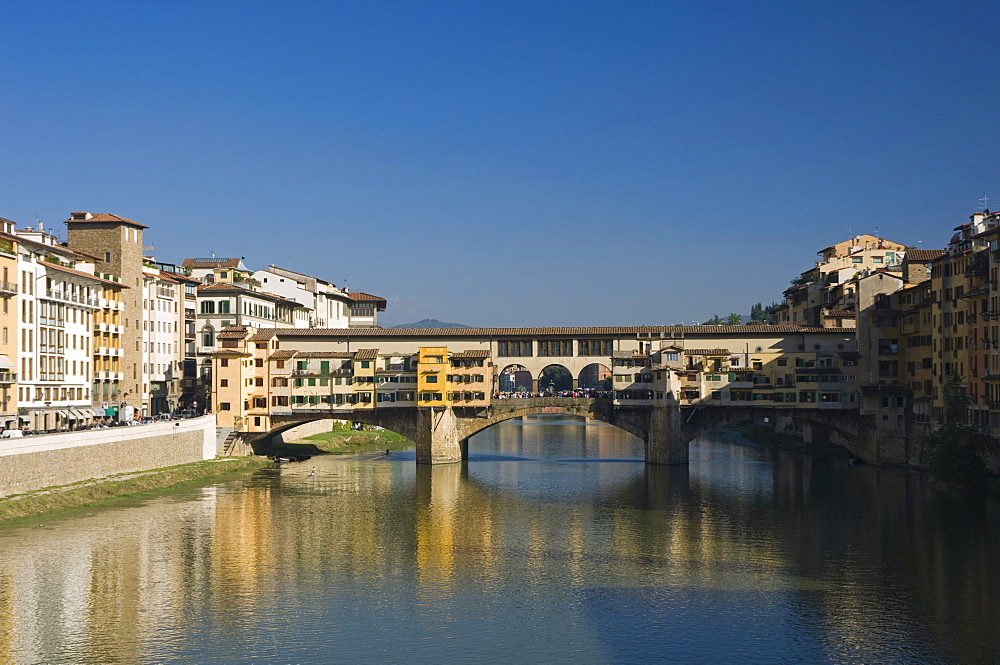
[980,192,990,211]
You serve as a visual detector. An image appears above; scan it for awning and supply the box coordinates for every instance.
[56,410,71,418]
[92,407,106,417]
[70,409,87,420]
[0,355,14,370]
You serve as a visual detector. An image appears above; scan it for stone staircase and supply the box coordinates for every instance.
[217,427,255,456]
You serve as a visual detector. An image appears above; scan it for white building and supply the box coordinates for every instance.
[14,223,106,430]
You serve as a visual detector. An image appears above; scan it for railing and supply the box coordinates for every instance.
[0,372,17,383]
[0,281,17,295]
[43,290,99,307]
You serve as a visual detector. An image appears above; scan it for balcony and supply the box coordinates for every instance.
[0,281,17,297]
[43,289,99,307]
[0,372,16,383]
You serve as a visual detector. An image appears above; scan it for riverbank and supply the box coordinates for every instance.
[0,456,271,524]
[272,428,413,457]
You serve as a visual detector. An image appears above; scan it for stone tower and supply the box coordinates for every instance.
[65,212,146,412]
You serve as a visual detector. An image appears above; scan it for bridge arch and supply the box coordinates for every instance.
[497,364,532,393]
[538,364,573,393]
[577,363,611,391]
[679,405,865,454]
[455,399,651,449]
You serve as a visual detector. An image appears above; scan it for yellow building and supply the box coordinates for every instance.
[0,222,18,428]
[417,347,448,407]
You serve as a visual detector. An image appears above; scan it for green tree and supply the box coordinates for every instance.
[726,313,742,325]
[923,376,988,488]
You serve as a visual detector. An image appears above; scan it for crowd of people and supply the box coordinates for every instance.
[493,389,613,399]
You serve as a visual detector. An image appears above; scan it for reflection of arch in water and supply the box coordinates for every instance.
[538,364,573,392]
[498,364,532,392]
[578,363,611,390]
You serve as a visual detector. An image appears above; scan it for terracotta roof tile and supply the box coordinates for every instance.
[65,212,148,229]
[295,351,356,358]
[354,349,379,360]
[270,350,298,359]
[683,348,732,356]
[905,249,946,262]
[183,258,242,269]
[451,349,491,358]
[245,324,847,338]
[40,261,126,287]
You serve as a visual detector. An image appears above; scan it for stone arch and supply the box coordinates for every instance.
[538,364,573,393]
[497,364,532,393]
[678,405,864,452]
[456,400,649,448]
[577,363,611,391]
[200,323,215,347]
[263,410,421,449]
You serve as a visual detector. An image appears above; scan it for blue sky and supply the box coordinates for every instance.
[2,1,998,326]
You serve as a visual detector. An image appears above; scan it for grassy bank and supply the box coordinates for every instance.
[271,427,413,457]
[0,456,270,524]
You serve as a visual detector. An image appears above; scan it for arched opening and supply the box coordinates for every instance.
[577,363,612,393]
[498,364,532,393]
[539,365,573,393]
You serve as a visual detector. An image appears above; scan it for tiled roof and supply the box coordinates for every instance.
[158,269,200,284]
[346,292,386,303]
[612,350,649,358]
[40,261,125,287]
[354,349,379,359]
[183,258,242,269]
[905,249,946,262]
[450,349,491,358]
[216,331,247,340]
[270,350,298,359]
[65,212,148,229]
[247,324,848,338]
[683,348,731,356]
[960,284,990,299]
[824,310,856,318]
[247,331,276,341]
[296,351,355,358]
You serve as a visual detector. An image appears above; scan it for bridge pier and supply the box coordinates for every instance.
[646,405,688,465]
[415,407,464,464]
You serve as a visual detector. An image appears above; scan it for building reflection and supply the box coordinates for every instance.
[0,424,995,664]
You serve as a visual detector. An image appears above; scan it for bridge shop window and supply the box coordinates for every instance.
[577,339,613,356]
[497,340,533,357]
[537,340,573,356]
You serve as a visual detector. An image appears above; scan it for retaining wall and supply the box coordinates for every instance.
[0,415,217,496]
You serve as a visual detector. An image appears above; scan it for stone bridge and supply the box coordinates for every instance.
[262,398,873,464]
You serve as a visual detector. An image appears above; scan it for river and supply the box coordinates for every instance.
[0,415,998,664]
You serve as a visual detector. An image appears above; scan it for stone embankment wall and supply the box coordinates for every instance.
[0,415,217,497]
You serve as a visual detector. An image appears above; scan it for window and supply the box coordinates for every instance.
[426,375,438,383]
[220,379,228,387]
[577,339,612,356]
[219,402,230,410]
[497,340,533,357]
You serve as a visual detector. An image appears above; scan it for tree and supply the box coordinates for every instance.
[726,313,742,325]
[702,314,722,325]
[923,376,988,488]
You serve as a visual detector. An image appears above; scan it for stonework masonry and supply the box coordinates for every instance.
[0,415,215,496]
[66,215,146,412]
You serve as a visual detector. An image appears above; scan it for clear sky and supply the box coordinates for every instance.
[2,1,998,326]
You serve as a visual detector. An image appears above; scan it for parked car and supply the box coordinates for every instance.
[1,429,23,438]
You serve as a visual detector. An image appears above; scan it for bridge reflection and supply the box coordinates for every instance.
[0,431,995,663]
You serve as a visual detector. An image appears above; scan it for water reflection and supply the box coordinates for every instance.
[0,416,996,664]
